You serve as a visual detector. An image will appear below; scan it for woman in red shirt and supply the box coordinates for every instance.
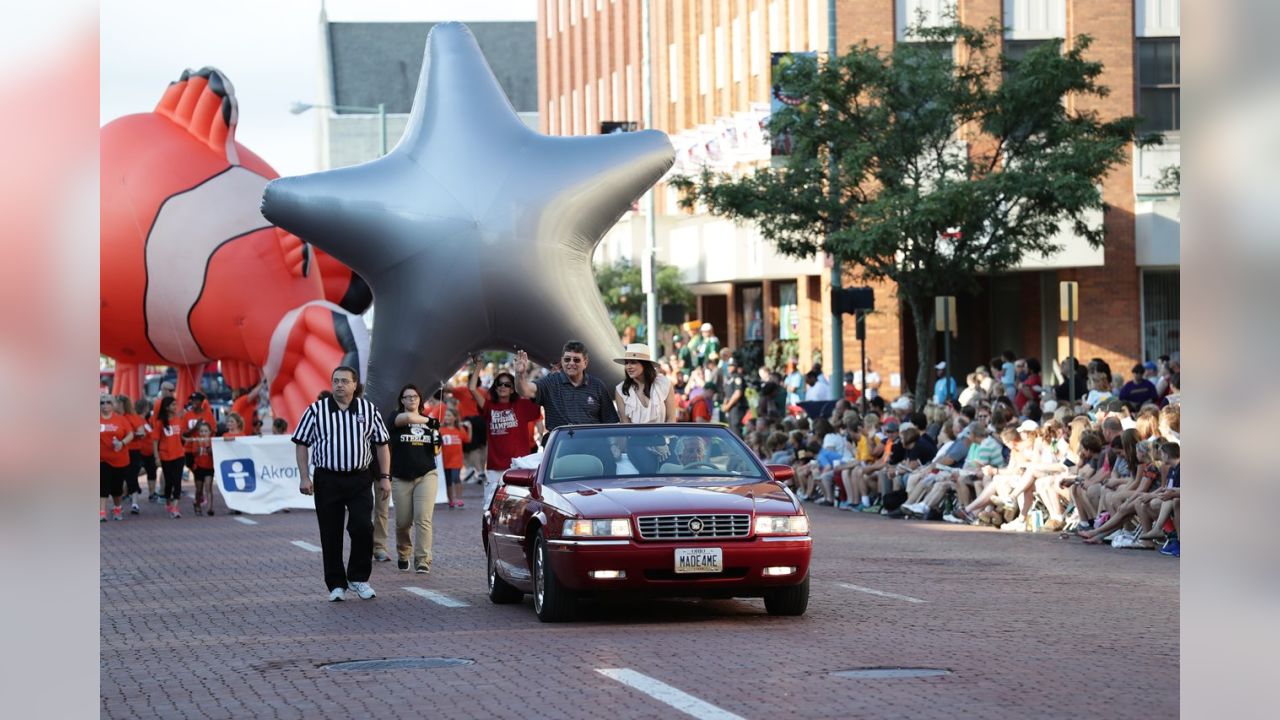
[439,407,472,508]
[100,394,136,522]
[135,398,160,505]
[116,395,146,515]
[469,358,540,511]
[152,397,187,518]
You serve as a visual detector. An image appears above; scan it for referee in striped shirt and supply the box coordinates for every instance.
[293,366,391,602]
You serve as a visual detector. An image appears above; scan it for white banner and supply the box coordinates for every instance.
[212,436,315,514]
[212,435,449,514]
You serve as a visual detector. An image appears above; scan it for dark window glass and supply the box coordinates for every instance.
[1002,39,1058,81]
[1137,38,1180,132]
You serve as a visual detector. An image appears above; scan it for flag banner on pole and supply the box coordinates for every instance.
[212,436,316,514]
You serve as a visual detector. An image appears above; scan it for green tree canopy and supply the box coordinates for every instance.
[673,19,1151,406]
[595,257,695,339]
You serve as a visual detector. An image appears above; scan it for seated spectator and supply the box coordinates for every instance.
[1081,441,1179,546]
[1118,363,1159,408]
[1084,372,1113,409]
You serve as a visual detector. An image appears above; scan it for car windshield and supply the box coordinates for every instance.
[545,425,765,484]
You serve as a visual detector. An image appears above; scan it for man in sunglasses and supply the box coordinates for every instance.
[515,340,620,469]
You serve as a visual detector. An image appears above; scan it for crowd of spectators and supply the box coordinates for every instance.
[653,335,1183,558]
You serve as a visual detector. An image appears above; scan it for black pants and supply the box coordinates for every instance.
[125,450,143,496]
[313,468,374,591]
[100,462,126,499]
[161,458,185,501]
[140,454,157,483]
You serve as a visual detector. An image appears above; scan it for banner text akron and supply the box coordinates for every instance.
[259,465,301,480]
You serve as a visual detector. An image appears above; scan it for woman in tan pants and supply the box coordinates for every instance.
[388,384,443,574]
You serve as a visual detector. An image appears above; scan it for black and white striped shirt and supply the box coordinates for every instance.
[291,396,390,472]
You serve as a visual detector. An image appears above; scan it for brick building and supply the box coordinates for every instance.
[538,0,1179,398]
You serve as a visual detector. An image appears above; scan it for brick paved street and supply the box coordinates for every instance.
[101,482,1177,720]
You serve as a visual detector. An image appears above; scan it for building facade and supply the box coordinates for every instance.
[312,14,539,170]
[538,0,1180,398]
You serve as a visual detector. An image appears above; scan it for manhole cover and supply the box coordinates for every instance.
[830,667,951,679]
[321,657,474,672]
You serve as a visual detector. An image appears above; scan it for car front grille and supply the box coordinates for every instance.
[636,514,751,540]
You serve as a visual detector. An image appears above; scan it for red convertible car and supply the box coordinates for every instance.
[482,423,811,622]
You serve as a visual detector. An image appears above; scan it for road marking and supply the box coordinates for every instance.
[596,668,747,720]
[233,516,258,525]
[402,587,469,607]
[290,540,322,552]
[837,582,925,604]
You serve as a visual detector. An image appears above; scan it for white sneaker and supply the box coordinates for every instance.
[348,581,376,599]
[941,513,964,524]
[328,587,345,602]
[907,502,930,515]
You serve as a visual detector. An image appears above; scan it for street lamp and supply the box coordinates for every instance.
[290,100,388,156]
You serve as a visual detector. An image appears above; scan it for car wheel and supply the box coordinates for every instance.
[487,543,523,604]
[532,531,576,622]
[763,575,809,616]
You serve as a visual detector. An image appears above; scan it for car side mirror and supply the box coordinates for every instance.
[503,468,535,487]
[766,464,795,482]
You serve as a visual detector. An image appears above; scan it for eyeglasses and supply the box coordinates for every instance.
[561,356,583,364]
[401,395,419,401]
[494,382,513,388]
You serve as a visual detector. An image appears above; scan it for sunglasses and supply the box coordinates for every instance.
[100,400,114,406]
[494,382,513,388]
[561,356,583,364]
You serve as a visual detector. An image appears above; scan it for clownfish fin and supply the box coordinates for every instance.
[276,228,310,279]
[154,67,240,164]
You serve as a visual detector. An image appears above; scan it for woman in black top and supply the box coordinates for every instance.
[389,384,443,573]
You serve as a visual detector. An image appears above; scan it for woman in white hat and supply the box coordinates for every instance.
[613,343,677,424]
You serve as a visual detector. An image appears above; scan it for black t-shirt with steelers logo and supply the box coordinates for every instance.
[389,416,441,479]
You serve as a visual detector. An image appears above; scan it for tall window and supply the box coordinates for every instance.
[1142,270,1179,360]
[1137,38,1180,133]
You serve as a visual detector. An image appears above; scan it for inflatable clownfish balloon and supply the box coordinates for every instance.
[101,67,371,425]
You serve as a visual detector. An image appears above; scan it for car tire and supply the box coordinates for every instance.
[763,575,809,616]
[532,531,576,622]
[487,543,523,604]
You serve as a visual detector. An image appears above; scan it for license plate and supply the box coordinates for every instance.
[674,547,723,574]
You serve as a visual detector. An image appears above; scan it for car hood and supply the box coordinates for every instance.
[548,478,799,517]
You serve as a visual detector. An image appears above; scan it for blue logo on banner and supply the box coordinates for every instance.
[221,459,256,492]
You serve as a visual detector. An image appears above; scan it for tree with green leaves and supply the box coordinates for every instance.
[594,257,695,340]
[673,19,1151,407]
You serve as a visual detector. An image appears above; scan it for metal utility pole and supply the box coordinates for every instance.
[1061,281,1079,403]
[827,0,843,384]
[641,0,659,359]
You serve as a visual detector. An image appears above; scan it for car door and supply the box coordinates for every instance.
[493,478,535,585]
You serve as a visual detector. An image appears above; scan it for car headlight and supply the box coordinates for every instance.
[754,514,809,536]
[562,518,632,538]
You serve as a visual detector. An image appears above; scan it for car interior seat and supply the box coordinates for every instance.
[552,453,605,479]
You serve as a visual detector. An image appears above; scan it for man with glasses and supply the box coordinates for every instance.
[516,340,620,472]
[516,341,619,432]
[293,366,391,602]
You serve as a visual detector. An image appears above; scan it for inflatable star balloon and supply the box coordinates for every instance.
[262,22,673,410]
